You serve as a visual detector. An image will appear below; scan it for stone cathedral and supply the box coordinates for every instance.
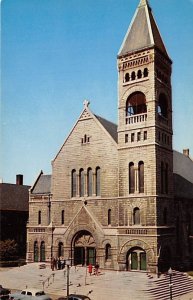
[27,0,193,273]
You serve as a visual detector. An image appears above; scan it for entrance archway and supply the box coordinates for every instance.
[73,230,96,266]
[126,247,147,271]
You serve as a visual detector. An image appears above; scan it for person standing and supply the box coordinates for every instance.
[88,263,93,276]
[95,262,99,275]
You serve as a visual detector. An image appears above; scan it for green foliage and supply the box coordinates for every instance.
[0,239,18,261]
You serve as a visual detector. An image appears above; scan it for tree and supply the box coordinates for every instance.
[0,240,18,261]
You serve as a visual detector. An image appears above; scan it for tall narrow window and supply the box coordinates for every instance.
[96,167,101,196]
[38,211,41,225]
[125,73,130,82]
[108,209,111,225]
[79,169,84,197]
[40,241,45,262]
[165,163,168,194]
[137,70,142,79]
[105,244,111,260]
[161,162,164,193]
[129,162,135,194]
[71,169,76,197]
[34,241,39,262]
[87,168,92,196]
[58,242,64,258]
[158,93,168,118]
[61,210,64,225]
[144,68,148,77]
[138,161,144,193]
[133,207,140,225]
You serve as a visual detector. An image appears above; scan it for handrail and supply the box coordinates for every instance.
[42,273,55,290]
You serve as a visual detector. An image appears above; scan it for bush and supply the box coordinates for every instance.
[0,240,18,261]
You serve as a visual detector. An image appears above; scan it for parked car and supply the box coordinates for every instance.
[9,289,52,300]
[57,295,91,300]
[0,285,11,300]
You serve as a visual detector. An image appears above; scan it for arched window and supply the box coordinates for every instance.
[34,241,39,262]
[79,169,84,197]
[61,210,64,225]
[143,68,148,77]
[38,211,41,225]
[131,71,136,80]
[96,167,101,196]
[40,241,45,262]
[58,242,64,258]
[158,93,168,118]
[137,70,142,79]
[133,207,140,225]
[105,244,112,260]
[138,161,144,193]
[129,162,135,194]
[108,209,111,225]
[125,73,130,82]
[71,169,76,197]
[163,208,167,225]
[126,92,147,117]
[87,168,92,196]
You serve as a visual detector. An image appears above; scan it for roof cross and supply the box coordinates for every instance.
[83,99,90,107]
[139,0,149,7]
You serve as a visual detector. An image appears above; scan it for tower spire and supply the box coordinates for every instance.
[118,0,169,59]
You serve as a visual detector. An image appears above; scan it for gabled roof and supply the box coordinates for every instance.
[118,0,170,59]
[0,183,30,211]
[94,115,118,143]
[31,172,51,194]
[53,101,118,161]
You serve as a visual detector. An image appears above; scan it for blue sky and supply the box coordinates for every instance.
[1,0,193,185]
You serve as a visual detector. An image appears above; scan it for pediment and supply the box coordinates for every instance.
[65,204,104,241]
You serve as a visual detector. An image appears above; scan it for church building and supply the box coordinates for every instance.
[26,0,193,273]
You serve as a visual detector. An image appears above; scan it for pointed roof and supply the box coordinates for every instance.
[118,0,170,59]
[30,171,51,194]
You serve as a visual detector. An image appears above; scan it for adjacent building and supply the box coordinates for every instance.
[26,0,193,273]
[0,175,30,258]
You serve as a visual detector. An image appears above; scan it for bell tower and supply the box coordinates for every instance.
[117,0,174,271]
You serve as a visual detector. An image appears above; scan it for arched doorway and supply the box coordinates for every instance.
[126,247,147,271]
[158,246,171,273]
[34,241,39,262]
[73,230,96,266]
[40,241,45,262]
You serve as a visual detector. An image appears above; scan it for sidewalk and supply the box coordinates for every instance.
[0,263,193,300]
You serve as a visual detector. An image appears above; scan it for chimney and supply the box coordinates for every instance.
[183,149,189,157]
[16,174,23,185]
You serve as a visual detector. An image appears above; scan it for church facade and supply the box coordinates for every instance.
[26,0,193,273]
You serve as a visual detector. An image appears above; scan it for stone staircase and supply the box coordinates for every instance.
[146,271,193,300]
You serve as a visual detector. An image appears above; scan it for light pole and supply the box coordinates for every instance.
[168,267,173,300]
[66,259,71,299]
